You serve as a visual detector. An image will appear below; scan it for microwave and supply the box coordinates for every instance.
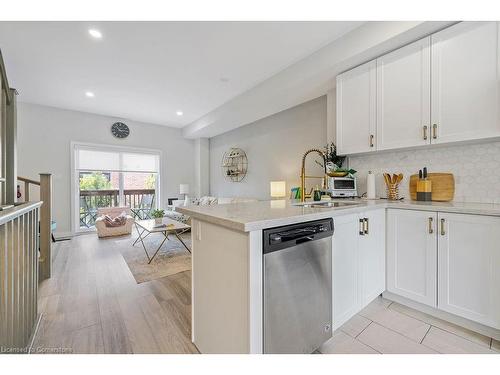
[327,177,357,197]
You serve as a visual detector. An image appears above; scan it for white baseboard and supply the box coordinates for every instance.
[383,291,500,341]
[54,229,98,240]
[54,231,74,240]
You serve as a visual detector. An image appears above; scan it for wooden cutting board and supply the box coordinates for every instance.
[409,173,455,201]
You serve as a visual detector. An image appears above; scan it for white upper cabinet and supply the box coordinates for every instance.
[336,60,376,155]
[437,213,500,329]
[335,21,500,155]
[386,209,437,307]
[431,22,500,144]
[376,37,431,150]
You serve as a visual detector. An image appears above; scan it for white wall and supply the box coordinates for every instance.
[195,138,210,197]
[17,102,195,235]
[209,96,327,200]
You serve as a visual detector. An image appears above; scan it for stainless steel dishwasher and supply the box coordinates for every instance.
[263,218,333,354]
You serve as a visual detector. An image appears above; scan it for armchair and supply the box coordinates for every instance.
[95,207,134,238]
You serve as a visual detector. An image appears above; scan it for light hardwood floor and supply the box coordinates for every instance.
[33,233,198,354]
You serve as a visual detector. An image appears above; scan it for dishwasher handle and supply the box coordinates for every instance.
[263,218,334,254]
[270,228,316,242]
[295,236,315,245]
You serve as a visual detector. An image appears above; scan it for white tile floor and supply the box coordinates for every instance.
[320,297,499,354]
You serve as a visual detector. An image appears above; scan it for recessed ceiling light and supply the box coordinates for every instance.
[88,29,102,39]
[176,111,183,116]
[85,91,95,98]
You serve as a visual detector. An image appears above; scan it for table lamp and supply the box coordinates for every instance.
[180,184,190,205]
[270,181,286,199]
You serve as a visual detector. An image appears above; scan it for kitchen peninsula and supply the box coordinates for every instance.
[177,199,500,354]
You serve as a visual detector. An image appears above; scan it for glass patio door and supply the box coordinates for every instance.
[74,145,160,231]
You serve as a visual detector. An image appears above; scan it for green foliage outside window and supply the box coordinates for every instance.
[79,172,112,191]
[145,174,156,189]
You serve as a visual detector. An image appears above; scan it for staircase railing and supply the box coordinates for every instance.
[1,49,45,351]
[0,201,42,351]
[17,173,52,281]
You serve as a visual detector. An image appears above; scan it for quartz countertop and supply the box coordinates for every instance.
[176,199,500,232]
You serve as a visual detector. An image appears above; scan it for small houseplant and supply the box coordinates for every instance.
[151,209,165,224]
[324,142,346,171]
[316,142,356,177]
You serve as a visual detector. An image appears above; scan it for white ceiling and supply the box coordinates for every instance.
[182,21,454,138]
[0,21,362,128]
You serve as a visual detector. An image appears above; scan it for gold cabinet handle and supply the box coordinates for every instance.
[370,135,374,148]
[432,124,438,139]
[440,218,446,236]
[364,218,369,235]
[428,217,434,234]
[359,219,365,235]
[423,125,428,140]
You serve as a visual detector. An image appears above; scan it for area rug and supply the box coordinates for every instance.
[115,232,191,284]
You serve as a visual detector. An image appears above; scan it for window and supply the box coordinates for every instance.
[73,144,160,231]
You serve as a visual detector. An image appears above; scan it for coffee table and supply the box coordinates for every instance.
[133,217,191,264]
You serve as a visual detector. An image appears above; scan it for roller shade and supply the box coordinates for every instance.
[122,152,159,173]
[76,147,159,173]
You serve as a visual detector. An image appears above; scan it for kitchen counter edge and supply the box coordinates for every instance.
[177,200,500,232]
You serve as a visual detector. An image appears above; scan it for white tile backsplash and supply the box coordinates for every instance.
[349,141,500,203]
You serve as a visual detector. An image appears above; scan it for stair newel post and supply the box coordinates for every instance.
[39,173,52,281]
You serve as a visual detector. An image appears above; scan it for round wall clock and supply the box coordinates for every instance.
[111,122,130,139]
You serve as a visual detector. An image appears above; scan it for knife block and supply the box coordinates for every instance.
[409,173,455,201]
[416,180,432,201]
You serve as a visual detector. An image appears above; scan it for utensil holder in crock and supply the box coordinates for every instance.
[386,183,400,200]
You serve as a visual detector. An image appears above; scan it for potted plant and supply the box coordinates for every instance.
[316,142,356,177]
[151,209,165,224]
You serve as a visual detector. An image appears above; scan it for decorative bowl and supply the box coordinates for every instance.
[327,171,349,177]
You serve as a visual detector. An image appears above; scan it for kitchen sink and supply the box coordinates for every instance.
[294,201,360,208]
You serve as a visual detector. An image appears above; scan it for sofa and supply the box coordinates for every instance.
[95,207,134,238]
[164,196,257,225]
[164,200,192,224]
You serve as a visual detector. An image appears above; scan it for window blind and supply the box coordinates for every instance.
[75,147,159,173]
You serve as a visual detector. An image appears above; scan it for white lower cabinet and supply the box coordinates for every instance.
[333,209,385,329]
[333,214,360,329]
[387,209,437,307]
[387,209,500,330]
[437,213,500,329]
[359,209,386,306]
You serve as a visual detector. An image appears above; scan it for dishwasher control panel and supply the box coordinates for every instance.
[263,218,334,254]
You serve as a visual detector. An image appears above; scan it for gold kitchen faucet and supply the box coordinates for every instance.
[300,148,327,202]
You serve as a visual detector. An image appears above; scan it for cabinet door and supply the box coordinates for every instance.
[437,213,500,329]
[376,37,431,150]
[333,213,360,329]
[336,60,376,155]
[359,209,386,307]
[386,209,437,307]
[431,22,500,144]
